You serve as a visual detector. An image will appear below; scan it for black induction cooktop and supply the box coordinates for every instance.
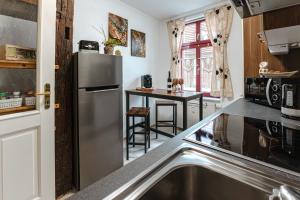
[185,114,300,175]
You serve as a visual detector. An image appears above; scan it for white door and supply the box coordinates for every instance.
[0,0,56,200]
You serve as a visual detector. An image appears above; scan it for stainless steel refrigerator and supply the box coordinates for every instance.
[73,52,123,190]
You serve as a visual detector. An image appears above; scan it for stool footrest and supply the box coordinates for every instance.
[128,142,147,146]
[131,131,149,135]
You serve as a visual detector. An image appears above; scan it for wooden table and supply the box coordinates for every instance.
[125,89,203,138]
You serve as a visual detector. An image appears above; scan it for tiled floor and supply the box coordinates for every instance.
[123,129,172,165]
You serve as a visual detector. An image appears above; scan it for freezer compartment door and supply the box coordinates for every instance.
[77,87,123,189]
[77,53,122,88]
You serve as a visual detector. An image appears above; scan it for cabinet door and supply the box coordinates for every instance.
[203,102,216,118]
[244,15,264,77]
[1,129,38,200]
[0,0,56,199]
[188,104,199,127]
[244,15,285,78]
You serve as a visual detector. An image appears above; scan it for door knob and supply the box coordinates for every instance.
[36,83,51,109]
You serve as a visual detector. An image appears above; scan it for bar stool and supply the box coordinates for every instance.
[126,107,150,160]
[155,101,177,138]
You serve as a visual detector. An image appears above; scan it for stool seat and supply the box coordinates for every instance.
[126,107,151,160]
[127,107,150,117]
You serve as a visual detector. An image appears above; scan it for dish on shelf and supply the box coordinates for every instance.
[260,70,299,78]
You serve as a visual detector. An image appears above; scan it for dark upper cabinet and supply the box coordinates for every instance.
[243,7,300,78]
[263,5,300,30]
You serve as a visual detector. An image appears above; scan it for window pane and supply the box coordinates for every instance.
[182,48,197,91]
[200,22,209,41]
[200,46,213,93]
[183,23,196,43]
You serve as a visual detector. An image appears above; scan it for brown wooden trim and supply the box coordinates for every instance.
[0,106,35,115]
[55,0,75,197]
[0,60,36,69]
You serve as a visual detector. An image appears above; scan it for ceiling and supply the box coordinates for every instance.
[120,0,228,20]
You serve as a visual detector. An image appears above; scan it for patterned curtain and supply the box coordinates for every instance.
[205,5,234,98]
[167,19,185,78]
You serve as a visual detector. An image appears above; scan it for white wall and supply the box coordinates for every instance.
[222,10,244,107]
[73,1,244,132]
[73,0,164,132]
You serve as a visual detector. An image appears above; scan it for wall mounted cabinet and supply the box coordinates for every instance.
[243,6,300,78]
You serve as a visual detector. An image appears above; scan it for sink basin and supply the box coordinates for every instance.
[139,166,268,200]
[104,144,300,200]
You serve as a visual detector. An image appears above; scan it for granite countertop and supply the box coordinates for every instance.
[70,98,300,200]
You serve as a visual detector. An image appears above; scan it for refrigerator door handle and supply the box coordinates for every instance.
[84,88,119,93]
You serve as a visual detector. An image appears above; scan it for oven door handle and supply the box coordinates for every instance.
[266,79,272,106]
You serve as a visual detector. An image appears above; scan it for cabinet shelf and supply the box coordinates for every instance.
[0,60,36,69]
[0,106,35,115]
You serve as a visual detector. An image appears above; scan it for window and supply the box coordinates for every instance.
[181,20,213,97]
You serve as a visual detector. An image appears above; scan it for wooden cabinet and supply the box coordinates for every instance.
[263,5,300,30]
[243,15,284,78]
[244,6,300,78]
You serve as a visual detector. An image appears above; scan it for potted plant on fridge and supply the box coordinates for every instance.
[93,25,122,55]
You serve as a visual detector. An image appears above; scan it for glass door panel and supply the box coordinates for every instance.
[182,48,197,91]
[200,46,213,93]
[0,0,38,115]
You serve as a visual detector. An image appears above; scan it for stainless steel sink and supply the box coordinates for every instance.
[139,165,268,200]
[104,144,300,200]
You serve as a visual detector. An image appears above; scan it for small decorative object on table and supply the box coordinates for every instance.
[178,78,184,92]
[172,78,178,92]
[136,87,154,92]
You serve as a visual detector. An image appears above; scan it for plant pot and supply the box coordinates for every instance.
[104,46,114,55]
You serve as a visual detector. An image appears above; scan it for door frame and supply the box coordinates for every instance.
[0,0,56,199]
[36,0,56,199]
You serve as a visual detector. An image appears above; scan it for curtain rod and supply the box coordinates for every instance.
[166,0,230,22]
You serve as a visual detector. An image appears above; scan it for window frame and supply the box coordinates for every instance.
[181,19,212,97]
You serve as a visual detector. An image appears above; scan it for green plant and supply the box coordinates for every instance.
[103,38,122,47]
[92,25,122,47]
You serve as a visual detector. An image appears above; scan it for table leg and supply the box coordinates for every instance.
[145,96,149,108]
[126,92,130,113]
[183,100,188,130]
[199,95,203,121]
[145,96,150,130]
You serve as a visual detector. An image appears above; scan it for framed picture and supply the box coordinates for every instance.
[108,13,128,47]
[131,29,146,57]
